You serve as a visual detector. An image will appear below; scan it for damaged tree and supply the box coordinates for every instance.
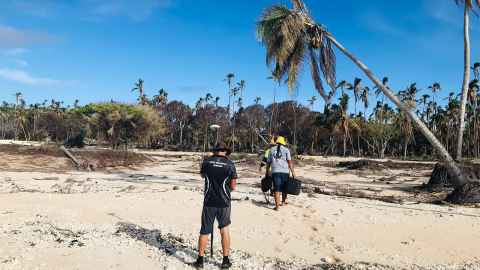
[256,0,479,203]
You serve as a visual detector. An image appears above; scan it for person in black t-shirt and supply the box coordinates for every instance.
[193,142,237,269]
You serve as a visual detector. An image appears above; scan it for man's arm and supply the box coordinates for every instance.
[230,164,238,190]
[229,178,237,190]
[288,160,296,178]
[286,150,296,178]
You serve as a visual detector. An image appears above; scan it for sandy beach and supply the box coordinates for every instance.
[1,150,479,270]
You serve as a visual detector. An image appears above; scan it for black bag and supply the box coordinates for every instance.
[285,177,302,195]
[261,176,272,192]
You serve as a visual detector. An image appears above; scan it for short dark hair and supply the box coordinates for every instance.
[212,142,232,155]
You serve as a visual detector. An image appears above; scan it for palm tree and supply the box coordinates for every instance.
[215,96,220,107]
[336,93,352,156]
[132,79,147,105]
[224,73,235,115]
[428,82,441,104]
[336,80,351,96]
[455,0,480,160]
[254,97,262,105]
[347,78,362,115]
[374,77,389,103]
[257,0,466,186]
[205,93,213,104]
[237,80,246,100]
[360,86,369,117]
[420,94,430,119]
[257,1,336,102]
[468,79,479,156]
[472,62,480,80]
[307,96,317,110]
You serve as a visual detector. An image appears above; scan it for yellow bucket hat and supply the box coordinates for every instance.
[276,136,286,145]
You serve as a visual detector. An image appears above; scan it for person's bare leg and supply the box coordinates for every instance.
[282,192,288,205]
[198,234,209,257]
[274,191,281,210]
[219,226,230,257]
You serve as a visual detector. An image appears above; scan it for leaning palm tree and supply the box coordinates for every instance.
[455,0,480,160]
[257,0,466,188]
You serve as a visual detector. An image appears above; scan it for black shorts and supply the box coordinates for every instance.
[200,206,231,235]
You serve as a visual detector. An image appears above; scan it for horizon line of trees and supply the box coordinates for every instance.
[1,72,479,160]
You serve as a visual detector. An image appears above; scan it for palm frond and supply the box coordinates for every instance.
[319,37,336,90]
[309,47,328,101]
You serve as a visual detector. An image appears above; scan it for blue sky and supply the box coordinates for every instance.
[0,0,478,111]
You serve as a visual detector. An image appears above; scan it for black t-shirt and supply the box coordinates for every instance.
[200,155,237,208]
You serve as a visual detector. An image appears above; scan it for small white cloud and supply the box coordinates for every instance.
[0,68,61,86]
[14,59,29,67]
[0,25,55,49]
[360,11,404,37]
[87,0,173,21]
[2,48,29,56]
[8,0,57,18]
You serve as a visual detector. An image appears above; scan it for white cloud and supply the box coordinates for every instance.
[0,25,55,49]
[425,0,462,26]
[0,68,61,86]
[360,11,405,37]
[8,0,57,18]
[13,59,29,67]
[2,48,29,56]
[87,0,173,21]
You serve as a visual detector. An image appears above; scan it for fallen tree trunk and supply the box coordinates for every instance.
[60,146,92,171]
[60,146,81,167]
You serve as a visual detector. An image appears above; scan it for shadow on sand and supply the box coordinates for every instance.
[115,222,208,267]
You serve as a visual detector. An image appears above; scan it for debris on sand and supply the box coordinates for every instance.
[337,159,432,171]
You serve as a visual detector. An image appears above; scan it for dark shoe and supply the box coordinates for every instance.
[192,257,204,269]
[221,257,232,269]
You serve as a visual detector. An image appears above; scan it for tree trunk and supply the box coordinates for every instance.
[327,34,467,187]
[179,124,184,145]
[456,5,471,161]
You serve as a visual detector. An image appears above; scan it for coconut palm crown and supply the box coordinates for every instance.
[256,0,336,102]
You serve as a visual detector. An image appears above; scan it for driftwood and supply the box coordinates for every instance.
[60,146,80,167]
[60,146,91,171]
[310,186,403,204]
[141,153,157,162]
[337,159,433,171]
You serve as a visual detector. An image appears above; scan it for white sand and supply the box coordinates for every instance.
[0,151,479,269]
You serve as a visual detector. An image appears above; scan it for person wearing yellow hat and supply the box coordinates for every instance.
[259,136,277,172]
[266,135,296,211]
